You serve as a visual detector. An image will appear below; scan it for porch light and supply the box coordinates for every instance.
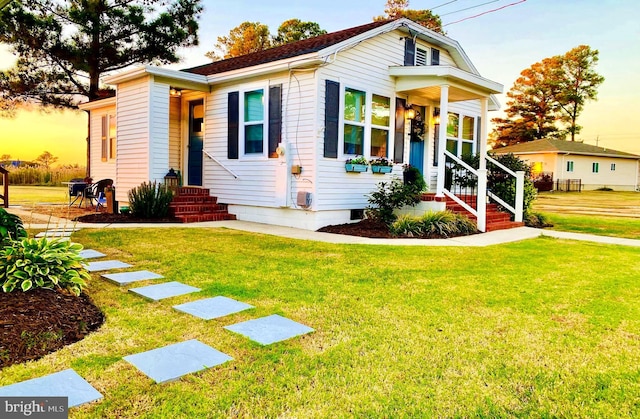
[405,105,416,120]
[432,108,440,125]
[169,88,182,97]
[164,168,180,190]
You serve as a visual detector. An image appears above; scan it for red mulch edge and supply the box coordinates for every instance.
[0,289,105,369]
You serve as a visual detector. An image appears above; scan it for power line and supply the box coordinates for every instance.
[429,0,459,10]
[440,0,501,17]
[444,0,527,26]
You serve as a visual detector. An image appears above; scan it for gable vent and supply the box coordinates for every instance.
[415,48,428,66]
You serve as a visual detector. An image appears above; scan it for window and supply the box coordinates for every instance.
[108,114,116,160]
[243,89,264,154]
[592,162,599,173]
[101,114,116,162]
[447,113,459,137]
[611,163,616,171]
[415,48,428,66]
[567,161,574,172]
[371,94,390,157]
[343,88,366,155]
[443,112,476,158]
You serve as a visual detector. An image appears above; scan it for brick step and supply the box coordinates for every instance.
[174,187,211,196]
[170,196,218,205]
[175,213,237,223]
[170,205,230,215]
[485,221,525,232]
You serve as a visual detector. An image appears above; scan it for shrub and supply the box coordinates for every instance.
[402,164,427,193]
[525,212,553,228]
[390,210,478,238]
[128,181,174,218]
[0,208,27,247]
[0,238,90,296]
[367,178,423,225]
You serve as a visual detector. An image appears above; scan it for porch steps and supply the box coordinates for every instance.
[169,187,236,223]
[421,194,524,232]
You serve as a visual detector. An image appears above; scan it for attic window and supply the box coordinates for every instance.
[415,48,428,66]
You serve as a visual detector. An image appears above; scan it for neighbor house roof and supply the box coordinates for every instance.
[493,138,640,159]
[183,20,393,76]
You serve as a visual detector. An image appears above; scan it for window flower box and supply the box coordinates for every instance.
[345,156,369,173]
[370,157,393,174]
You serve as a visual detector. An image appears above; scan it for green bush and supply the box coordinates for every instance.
[0,208,27,247]
[367,178,423,225]
[525,212,553,228]
[128,181,174,218]
[390,211,478,238]
[0,238,90,296]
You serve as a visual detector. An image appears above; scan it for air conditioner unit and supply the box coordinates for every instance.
[296,191,312,209]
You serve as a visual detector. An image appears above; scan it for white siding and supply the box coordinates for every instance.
[115,77,151,203]
[149,81,170,182]
[88,104,117,183]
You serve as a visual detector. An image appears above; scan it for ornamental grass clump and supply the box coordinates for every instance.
[390,211,477,238]
[128,181,174,218]
[0,237,90,296]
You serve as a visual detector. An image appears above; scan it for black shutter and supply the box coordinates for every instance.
[268,85,282,158]
[394,98,406,164]
[324,80,340,158]
[404,37,416,66]
[431,48,440,65]
[227,91,239,159]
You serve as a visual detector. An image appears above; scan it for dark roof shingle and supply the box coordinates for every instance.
[493,138,640,159]
[183,20,394,76]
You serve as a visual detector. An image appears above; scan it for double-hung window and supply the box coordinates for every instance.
[370,94,390,157]
[101,114,116,162]
[342,88,392,158]
[567,161,574,172]
[445,113,476,157]
[343,88,366,155]
[243,89,265,155]
[592,162,599,173]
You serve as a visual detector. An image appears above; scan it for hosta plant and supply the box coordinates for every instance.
[0,238,90,296]
[0,208,27,247]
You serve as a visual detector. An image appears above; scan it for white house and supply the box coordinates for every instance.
[80,18,519,231]
[494,139,640,191]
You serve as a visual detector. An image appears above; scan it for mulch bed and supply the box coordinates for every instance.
[318,218,394,238]
[73,213,180,223]
[0,289,104,369]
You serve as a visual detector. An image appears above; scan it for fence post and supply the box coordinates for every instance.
[477,169,487,232]
[515,171,525,222]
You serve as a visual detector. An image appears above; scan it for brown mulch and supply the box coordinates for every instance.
[318,218,394,238]
[0,289,104,369]
[73,212,180,223]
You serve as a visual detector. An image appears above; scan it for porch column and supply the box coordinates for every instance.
[435,85,449,197]
[479,97,488,170]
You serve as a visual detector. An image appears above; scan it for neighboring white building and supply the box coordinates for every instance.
[80,18,514,231]
[494,139,640,191]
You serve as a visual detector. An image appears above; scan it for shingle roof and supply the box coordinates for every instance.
[183,20,394,76]
[493,138,640,159]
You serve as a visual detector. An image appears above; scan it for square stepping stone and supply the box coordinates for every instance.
[129,281,200,301]
[101,270,164,286]
[224,314,314,345]
[174,296,254,320]
[36,231,72,238]
[79,249,106,259]
[83,260,132,272]
[123,339,232,384]
[0,369,103,408]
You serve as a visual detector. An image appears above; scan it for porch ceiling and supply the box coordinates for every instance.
[389,65,503,102]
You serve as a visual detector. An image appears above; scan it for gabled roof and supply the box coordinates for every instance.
[184,20,393,76]
[493,138,640,159]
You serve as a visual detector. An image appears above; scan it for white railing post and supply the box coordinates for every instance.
[515,170,525,222]
[477,168,487,232]
[436,85,449,197]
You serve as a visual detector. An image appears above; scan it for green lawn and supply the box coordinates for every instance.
[5,185,68,205]
[2,228,639,417]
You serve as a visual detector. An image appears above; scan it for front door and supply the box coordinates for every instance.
[408,105,425,174]
[187,99,204,186]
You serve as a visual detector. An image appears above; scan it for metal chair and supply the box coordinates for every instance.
[84,179,113,211]
[68,178,86,207]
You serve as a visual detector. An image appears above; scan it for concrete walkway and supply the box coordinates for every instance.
[7,206,640,247]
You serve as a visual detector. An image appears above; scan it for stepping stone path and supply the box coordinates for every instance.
[79,249,106,259]
[174,296,254,320]
[102,270,164,286]
[123,339,233,384]
[129,281,200,301]
[225,314,315,345]
[0,244,314,410]
[36,231,73,238]
[0,369,102,408]
[83,260,132,272]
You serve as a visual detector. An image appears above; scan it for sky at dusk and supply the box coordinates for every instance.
[1,0,638,165]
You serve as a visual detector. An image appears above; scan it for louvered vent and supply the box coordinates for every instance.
[415,48,428,66]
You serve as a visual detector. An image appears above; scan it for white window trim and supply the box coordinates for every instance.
[446,112,477,157]
[239,84,269,159]
[338,84,394,160]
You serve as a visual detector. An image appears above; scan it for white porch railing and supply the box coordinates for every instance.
[202,150,239,179]
[485,155,524,223]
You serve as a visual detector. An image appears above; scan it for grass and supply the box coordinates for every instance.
[2,228,640,417]
[532,190,640,239]
[6,185,68,205]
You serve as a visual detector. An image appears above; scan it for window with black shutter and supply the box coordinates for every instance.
[268,85,282,158]
[404,37,416,66]
[227,91,239,159]
[324,80,340,158]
